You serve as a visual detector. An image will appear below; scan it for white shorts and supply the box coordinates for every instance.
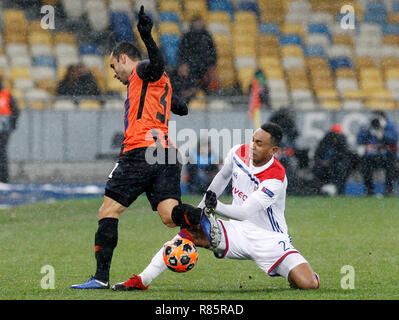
[215,219,308,279]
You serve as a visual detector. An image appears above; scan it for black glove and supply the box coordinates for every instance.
[137,5,153,39]
[205,190,217,209]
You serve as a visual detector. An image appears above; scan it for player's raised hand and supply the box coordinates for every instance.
[137,5,153,39]
[205,190,217,209]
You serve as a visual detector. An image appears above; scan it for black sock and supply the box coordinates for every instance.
[171,203,202,228]
[94,217,118,283]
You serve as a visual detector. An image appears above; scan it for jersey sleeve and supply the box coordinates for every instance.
[250,179,284,210]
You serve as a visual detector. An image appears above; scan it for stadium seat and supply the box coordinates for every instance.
[159,0,183,19]
[53,99,77,111]
[184,0,208,22]
[259,23,280,35]
[236,65,256,94]
[305,45,326,57]
[110,12,134,41]
[104,99,124,111]
[159,34,180,67]
[78,99,102,110]
[216,57,236,88]
[85,0,110,32]
[208,0,234,19]
[342,100,364,110]
[159,11,180,23]
[61,0,84,20]
[280,34,303,47]
[159,22,181,35]
[109,0,132,13]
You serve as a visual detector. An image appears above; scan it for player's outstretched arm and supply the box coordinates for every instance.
[136,6,164,82]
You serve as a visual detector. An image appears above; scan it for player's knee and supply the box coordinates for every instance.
[291,274,319,290]
[159,214,175,228]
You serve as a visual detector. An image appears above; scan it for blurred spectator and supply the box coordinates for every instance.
[57,64,101,97]
[312,124,357,196]
[248,69,270,108]
[357,111,398,196]
[169,63,198,104]
[269,108,310,194]
[0,77,20,183]
[185,136,220,194]
[177,15,217,94]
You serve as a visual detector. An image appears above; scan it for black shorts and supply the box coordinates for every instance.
[105,147,182,211]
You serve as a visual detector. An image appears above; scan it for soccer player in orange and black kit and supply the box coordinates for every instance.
[71,6,202,289]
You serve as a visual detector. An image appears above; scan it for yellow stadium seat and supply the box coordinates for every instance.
[54,32,77,45]
[28,31,53,45]
[263,67,284,79]
[158,22,180,35]
[385,68,399,80]
[368,89,393,100]
[365,99,396,111]
[234,11,257,27]
[344,89,367,100]
[216,59,236,88]
[78,99,102,110]
[383,35,399,46]
[184,0,208,22]
[320,100,342,111]
[316,88,339,99]
[233,44,256,57]
[388,12,399,24]
[207,11,231,27]
[36,79,57,96]
[381,57,399,70]
[159,0,183,17]
[355,57,376,69]
[335,68,357,78]
[306,57,328,69]
[237,67,256,94]
[281,45,304,57]
[281,23,305,38]
[332,34,353,47]
[259,56,281,69]
[9,67,31,81]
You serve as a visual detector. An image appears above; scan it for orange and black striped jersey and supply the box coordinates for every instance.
[122,62,175,153]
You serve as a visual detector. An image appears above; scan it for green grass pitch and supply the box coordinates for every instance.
[0,195,398,300]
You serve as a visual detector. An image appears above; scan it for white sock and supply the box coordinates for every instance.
[210,220,227,257]
[139,234,181,286]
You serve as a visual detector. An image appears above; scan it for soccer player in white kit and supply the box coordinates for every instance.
[112,123,319,291]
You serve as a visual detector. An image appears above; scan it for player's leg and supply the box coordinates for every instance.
[72,151,143,289]
[287,262,319,290]
[70,196,126,289]
[272,252,319,290]
[150,151,202,228]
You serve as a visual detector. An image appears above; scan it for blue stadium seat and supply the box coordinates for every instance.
[160,34,180,67]
[382,23,399,34]
[33,56,56,68]
[259,23,280,35]
[111,12,134,41]
[208,0,234,19]
[363,1,387,25]
[308,23,331,40]
[237,1,259,17]
[159,11,180,23]
[329,57,353,71]
[305,46,326,57]
[79,43,101,55]
[393,1,399,12]
[280,34,303,47]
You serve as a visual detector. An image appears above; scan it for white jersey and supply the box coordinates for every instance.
[222,144,288,235]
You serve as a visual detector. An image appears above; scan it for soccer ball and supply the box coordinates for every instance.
[163,238,198,272]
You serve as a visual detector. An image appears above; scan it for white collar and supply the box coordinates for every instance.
[250,156,274,174]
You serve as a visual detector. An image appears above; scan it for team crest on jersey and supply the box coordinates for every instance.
[232,172,238,179]
[261,187,274,198]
